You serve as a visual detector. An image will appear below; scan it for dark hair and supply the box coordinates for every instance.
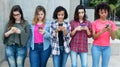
[33,5,46,25]
[95,2,111,18]
[53,6,68,19]
[74,5,87,21]
[8,5,25,29]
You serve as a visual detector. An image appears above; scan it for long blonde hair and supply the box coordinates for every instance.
[32,5,46,25]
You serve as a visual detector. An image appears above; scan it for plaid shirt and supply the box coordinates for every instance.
[70,20,92,52]
[50,21,71,55]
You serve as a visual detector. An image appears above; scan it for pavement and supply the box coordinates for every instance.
[0,55,120,67]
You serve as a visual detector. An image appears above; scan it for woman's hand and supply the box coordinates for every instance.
[15,28,21,34]
[39,29,46,34]
[5,27,17,37]
[75,26,83,31]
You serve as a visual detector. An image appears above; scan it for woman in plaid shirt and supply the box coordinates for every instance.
[50,6,71,67]
[70,5,92,67]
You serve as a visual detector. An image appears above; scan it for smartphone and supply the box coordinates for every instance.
[80,23,86,27]
[58,23,63,26]
[105,24,110,28]
[38,26,43,29]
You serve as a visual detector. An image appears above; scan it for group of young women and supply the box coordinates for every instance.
[3,2,117,67]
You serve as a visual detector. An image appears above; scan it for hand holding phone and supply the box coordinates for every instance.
[80,23,86,30]
[39,26,43,30]
[58,23,63,26]
[105,24,110,28]
[38,26,45,34]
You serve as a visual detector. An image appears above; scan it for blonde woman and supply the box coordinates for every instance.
[28,5,51,67]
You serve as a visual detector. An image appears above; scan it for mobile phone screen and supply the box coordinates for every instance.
[39,26,43,29]
[58,23,63,26]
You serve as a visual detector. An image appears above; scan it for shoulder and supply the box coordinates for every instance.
[24,20,29,25]
[64,21,69,24]
[51,20,56,25]
[70,20,75,23]
[85,20,90,22]
[107,20,114,24]
[85,20,91,24]
[26,21,34,29]
[107,20,117,27]
[45,20,52,24]
[92,19,99,25]
[70,20,78,24]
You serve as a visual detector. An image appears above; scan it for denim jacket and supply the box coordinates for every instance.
[27,20,51,50]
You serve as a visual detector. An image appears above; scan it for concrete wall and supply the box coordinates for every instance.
[0,0,80,63]
[8,0,71,22]
[0,0,10,63]
[0,0,120,64]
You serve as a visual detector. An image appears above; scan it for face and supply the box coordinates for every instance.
[37,11,45,21]
[78,9,85,19]
[13,11,21,21]
[98,9,108,19]
[57,11,65,22]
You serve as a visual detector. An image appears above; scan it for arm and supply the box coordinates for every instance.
[108,21,118,40]
[71,28,77,36]
[92,27,107,39]
[70,21,82,36]
[50,22,57,39]
[107,27,116,40]
[85,21,92,38]
[43,21,51,39]
[62,22,71,40]
[5,30,14,37]
[20,22,30,46]
[84,26,91,36]
[20,23,30,39]
[110,30,115,40]
[4,27,17,37]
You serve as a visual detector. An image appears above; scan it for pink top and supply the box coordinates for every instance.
[34,24,44,44]
[92,19,117,46]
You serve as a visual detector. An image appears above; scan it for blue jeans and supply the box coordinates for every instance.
[53,46,69,67]
[91,45,111,67]
[70,50,88,67]
[29,43,51,67]
[5,44,27,67]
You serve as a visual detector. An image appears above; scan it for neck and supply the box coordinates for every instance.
[37,21,43,25]
[57,20,64,23]
[100,18,107,22]
[79,19,83,23]
[15,20,20,23]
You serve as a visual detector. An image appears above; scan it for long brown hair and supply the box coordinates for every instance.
[74,5,87,21]
[32,5,46,25]
[8,5,25,30]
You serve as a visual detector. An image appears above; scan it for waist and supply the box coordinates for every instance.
[34,43,43,45]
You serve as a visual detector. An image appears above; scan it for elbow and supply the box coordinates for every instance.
[4,33,8,38]
[70,34,74,37]
[111,35,116,40]
[87,33,92,38]
[92,36,96,40]
[111,37,115,40]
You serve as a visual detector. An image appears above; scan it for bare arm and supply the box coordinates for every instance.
[92,28,107,39]
[71,26,82,36]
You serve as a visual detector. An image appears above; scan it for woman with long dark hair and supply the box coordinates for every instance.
[70,5,92,67]
[3,5,30,67]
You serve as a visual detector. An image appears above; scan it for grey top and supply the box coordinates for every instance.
[3,21,30,47]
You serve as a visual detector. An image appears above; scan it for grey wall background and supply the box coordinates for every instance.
[0,0,108,63]
[0,0,80,63]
